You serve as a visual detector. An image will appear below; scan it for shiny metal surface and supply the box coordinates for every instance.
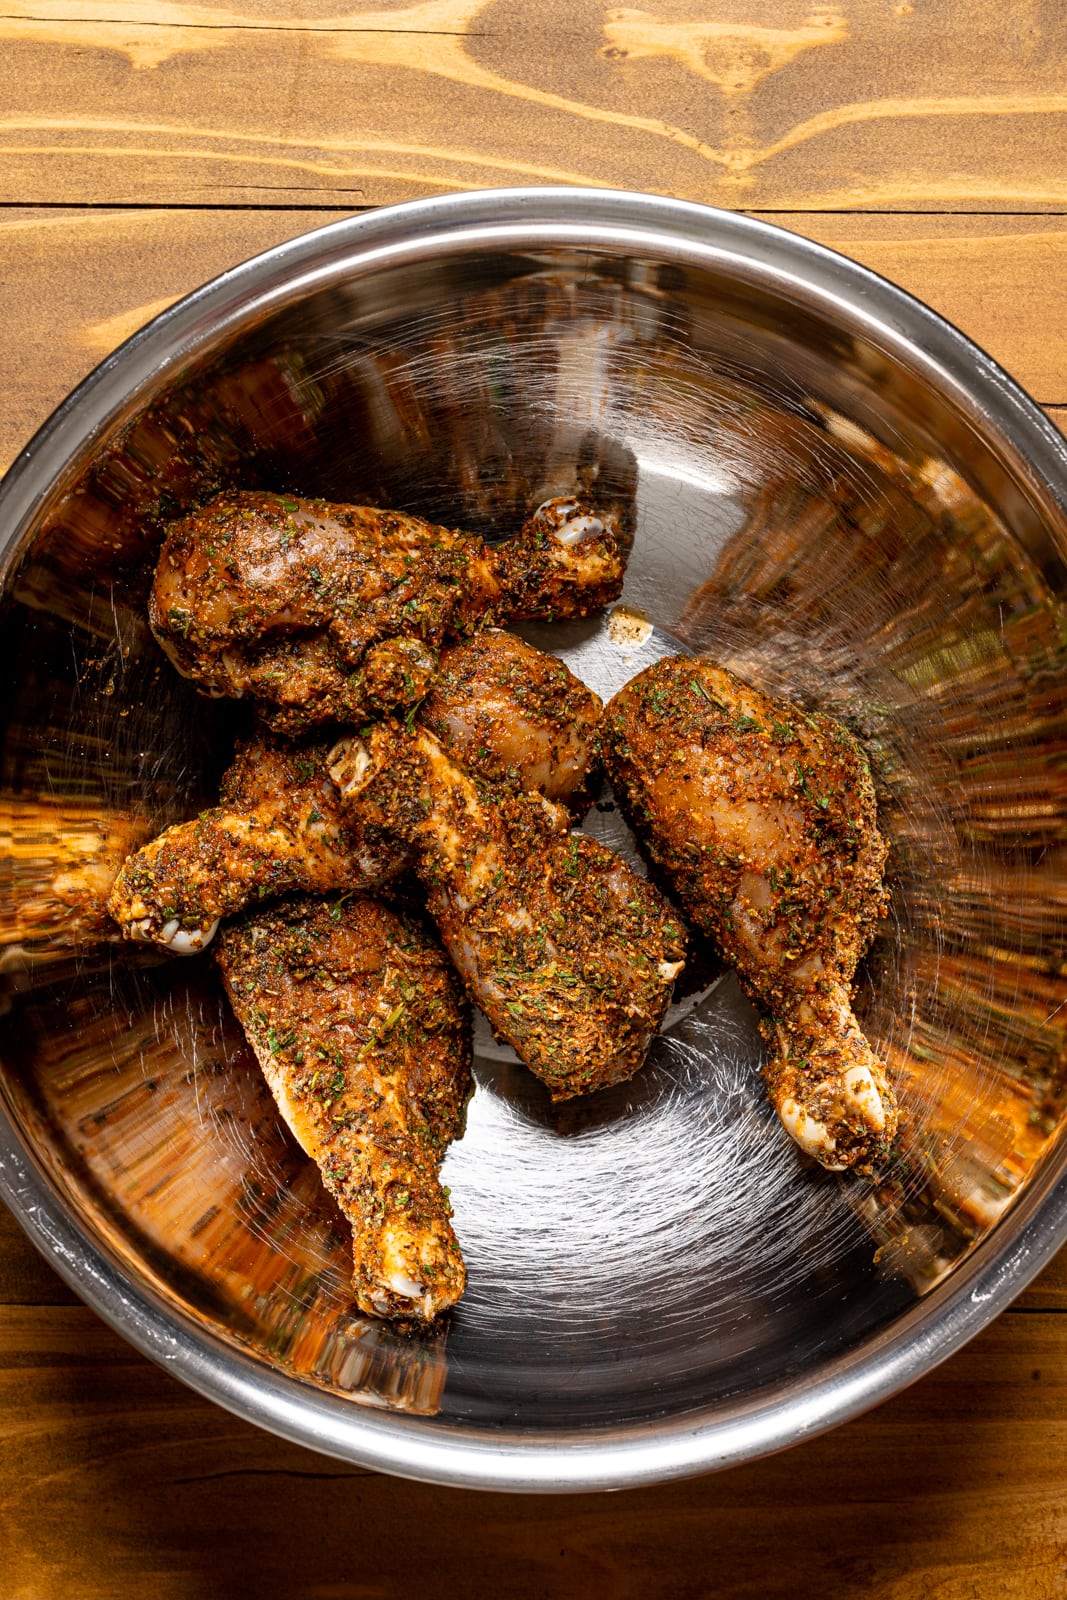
[0,189,1065,1492]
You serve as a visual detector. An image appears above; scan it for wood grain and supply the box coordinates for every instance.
[1,207,1065,471]
[2,1297,1067,1599]
[1,0,1067,209]
[0,1202,79,1305]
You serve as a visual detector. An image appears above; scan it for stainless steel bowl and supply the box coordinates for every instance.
[1,188,1065,1492]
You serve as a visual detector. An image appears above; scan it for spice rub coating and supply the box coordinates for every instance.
[603,655,896,1170]
[108,631,602,950]
[217,893,472,1321]
[150,491,625,734]
[330,723,686,1101]
[418,628,602,810]
[107,730,402,952]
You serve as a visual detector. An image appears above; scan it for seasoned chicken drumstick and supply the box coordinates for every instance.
[108,730,389,953]
[603,656,896,1171]
[329,723,686,1100]
[108,630,602,950]
[151,491,624,733]
[419,627,601,809]
[218,894,471,1320]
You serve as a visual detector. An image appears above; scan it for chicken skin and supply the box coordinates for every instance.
[107,631,602,950]
[603,656,896,1170]
[329,724,686,1100]
[151,491,624,733]
[418,628,602,811]
[108,730,392,953]
[217,893,471,1321]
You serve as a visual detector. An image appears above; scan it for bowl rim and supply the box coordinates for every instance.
[2,184,1067,1494]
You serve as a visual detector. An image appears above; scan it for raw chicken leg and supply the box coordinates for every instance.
[108,631,602,950]
[151,491,624,733]
[329,723,685,1100]
[603,656,896,1170]
[217,893,471,1320]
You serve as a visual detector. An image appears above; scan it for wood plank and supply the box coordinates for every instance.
[1,207,1066,473]
[0,1200,79,1304]
[3,1301,1067,1598]
[1,0,1067,210]
[1016,1246,1067,1311]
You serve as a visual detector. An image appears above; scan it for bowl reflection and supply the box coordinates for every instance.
[0,189,1065,1490]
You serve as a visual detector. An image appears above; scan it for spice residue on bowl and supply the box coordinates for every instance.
[606,603,653,648]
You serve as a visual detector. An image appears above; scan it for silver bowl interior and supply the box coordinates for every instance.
[1,190,1066,1491]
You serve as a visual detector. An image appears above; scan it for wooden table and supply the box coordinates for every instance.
[3,4,1067,1593]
